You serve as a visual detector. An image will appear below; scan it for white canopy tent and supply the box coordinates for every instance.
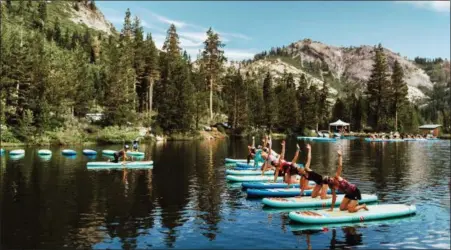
[329,119,350,132]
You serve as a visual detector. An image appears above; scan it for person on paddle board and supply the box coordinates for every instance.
[260,135,285,175]
[132,140,139,152]
[324,150,368,213]
[271,140,313,190]
[297,144,330,199]
[111,145,129,163]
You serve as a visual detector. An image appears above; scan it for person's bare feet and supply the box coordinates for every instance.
[363,204,369,211]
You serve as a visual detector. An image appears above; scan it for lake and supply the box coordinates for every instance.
[1,138,450,249]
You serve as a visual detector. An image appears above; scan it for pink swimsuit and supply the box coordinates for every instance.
[337,178,356,195]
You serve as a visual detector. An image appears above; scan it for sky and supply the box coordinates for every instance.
[97,1,450,62]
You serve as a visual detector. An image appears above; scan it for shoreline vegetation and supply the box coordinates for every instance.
[1,127,450,147]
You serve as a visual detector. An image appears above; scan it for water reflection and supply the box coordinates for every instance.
[0,139,450,249]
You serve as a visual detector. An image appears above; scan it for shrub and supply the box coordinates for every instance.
[96,126,139,144]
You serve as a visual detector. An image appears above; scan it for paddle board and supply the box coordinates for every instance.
[102,149,117,155]
[87,160,154,169]
[262,194,378,208]
[83,149,97,155]
[62,149,77,155]
[247,188,333,198]
[236,162,261,169]
[226,169,274,176]
[9,149,25,155]
[289,204,416,224]
[38,149,52,155]
[127,151,145,157]
[241,181,314,189]
[312,137,337,142]
[226,175,286,182]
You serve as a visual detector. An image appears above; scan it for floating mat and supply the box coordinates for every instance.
[341,136,358,140]
[83,149,97,155]
[312,137,337,142]
[87,161,154,169]
[9,149,25,155]
[364,138,404,142]
[236,162,261,168]
[234,166,259,171]
[247,188,333,198]
[262,194,378,208]
[62,149,77,155]
[241,181,315,189]
[226,175,289,182]
[289,204,416,224]
[296,136,316,140]
[102,149,117,155]
[38,149,52,155]
[226,169,274,176]
[127,151,145,157]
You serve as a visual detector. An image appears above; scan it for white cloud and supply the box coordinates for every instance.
[218,31,251,41]
[397,1,450,13]
[224,49,256,61]
[99,5,253,62]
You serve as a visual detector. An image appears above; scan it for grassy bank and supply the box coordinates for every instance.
[0,125,229,146]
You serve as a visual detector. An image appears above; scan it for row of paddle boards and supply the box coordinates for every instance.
[1,148,153,169]
[0,148,146,157]
[364,138,440,142]
[224,157,416,224]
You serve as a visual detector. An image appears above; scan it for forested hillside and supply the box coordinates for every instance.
[0,1,449,145]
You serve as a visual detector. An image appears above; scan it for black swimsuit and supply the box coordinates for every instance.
[302,170,324,185]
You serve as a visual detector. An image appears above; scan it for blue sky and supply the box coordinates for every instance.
[97,1,450,61]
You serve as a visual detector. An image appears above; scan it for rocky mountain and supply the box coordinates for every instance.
[66,1,116,35]
[237,39,440,102]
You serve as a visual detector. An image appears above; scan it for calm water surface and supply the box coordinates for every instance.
[1,138,450,249]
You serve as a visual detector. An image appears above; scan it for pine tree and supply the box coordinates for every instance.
[6,0,12,12]
[200,27,226,124]
[131,16,146,112]
[332,98,346,122]
[390,60,408,131]
[121,8,132,39]
[317,80,330,129]
[297,74,309,131]
[277,73,298,133]
[366,44,391,131]
[38,0,47,23]
[53,18,62,45]
[162,24,180,58]
[143,33,159,116]
[17,0,25,16]
[262,72,275,131]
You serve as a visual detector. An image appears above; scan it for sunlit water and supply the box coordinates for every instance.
[1,138,450,249]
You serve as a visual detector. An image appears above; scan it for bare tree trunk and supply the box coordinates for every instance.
[233,93,237,129]
[395,109,398,132]
[209,77,213,124]
[148,77,154,115]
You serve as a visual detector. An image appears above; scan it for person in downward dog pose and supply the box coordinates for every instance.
[298,144,330,199]
[324,150,368,212]
[271,141,313,190]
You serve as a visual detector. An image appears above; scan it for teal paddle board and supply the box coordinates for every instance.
[262,194,378,208]
[289,204,416,224]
